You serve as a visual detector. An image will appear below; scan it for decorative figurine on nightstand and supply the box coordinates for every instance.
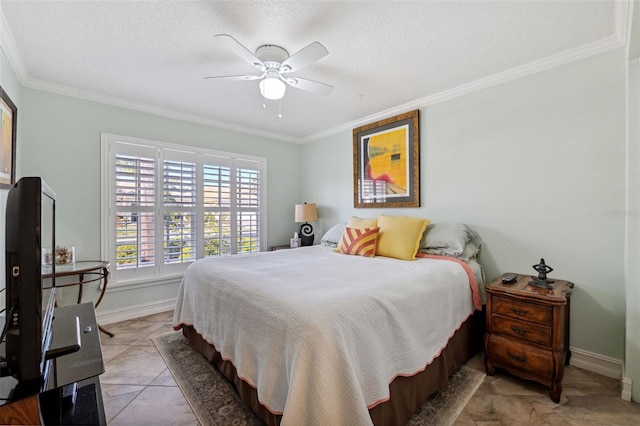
[529,258,556,289]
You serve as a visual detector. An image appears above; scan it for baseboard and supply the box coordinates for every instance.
[621,376,633,401]
[569,346,622,379]
[96,297,176,325]
[567,347,633,400]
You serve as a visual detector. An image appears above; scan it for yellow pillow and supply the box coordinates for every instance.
[376,215,430,260]
[347,216,378,229]
[337,227,380,257]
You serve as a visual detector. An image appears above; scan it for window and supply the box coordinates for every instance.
[101,134,266,286]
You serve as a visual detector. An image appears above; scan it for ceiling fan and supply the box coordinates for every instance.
[206,34,334,100]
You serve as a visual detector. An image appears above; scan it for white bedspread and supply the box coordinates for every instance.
[173,245,479,426]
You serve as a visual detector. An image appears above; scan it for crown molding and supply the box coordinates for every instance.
[1,7,298,144]
[22,77,299,143]
[304,2,630,142]
[2,6,629,145]
[303,32,626,143]
[617,0,631,45]
[0,9,28,86]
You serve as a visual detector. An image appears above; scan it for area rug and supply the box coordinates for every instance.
[153,331,484,426]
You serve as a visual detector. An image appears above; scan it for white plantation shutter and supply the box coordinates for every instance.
[114,145,156,272]
[203,158,232,256]
[236,160,261,253]
[162,155,197,264]
[102,134,266,286]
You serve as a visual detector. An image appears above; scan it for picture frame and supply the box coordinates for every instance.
[353,109,419,208]
[0,86,17,188]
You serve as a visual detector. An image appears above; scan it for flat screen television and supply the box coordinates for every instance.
[4,177,56,398]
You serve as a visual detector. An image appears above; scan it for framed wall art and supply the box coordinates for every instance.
[353,109,419,208]
[0,86,17,188]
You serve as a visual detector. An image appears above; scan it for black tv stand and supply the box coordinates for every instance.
[0,303,105,425]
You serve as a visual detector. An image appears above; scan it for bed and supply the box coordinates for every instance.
[172,221,485,425]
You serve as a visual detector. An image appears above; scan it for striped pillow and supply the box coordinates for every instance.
[338,227,380,257]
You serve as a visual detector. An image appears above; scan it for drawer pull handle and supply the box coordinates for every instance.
[510,353,527,363]
[510,326,528,336]
[512,308,528,316]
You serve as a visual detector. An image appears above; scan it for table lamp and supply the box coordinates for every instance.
[295,203,318,246]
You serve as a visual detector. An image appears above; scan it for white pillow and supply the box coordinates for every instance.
[320,223,346,247]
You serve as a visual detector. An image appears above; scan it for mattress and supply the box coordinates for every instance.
[173,245,482,426]
[182,309,484,425]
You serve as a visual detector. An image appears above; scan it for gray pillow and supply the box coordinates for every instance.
[320,223,346,247]
[419,223,478,257]
[459,240,481,261]
[421,240,481,261]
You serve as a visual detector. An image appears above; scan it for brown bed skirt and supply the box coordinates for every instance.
[182,308,485,425]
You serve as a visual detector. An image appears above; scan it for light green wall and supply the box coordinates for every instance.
[301,48,627,360]
[0,47,23,309]
[626,59,640,402]
[19,88,302,312]
[625,1,640,401]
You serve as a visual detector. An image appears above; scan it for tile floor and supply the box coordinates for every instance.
[100,311,640,425]
[100,311,198,425]
[458,355,640,425]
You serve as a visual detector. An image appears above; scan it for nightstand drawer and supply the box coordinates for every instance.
[486,334,553,378]
[493,296,552,325]
[492,314,551,346]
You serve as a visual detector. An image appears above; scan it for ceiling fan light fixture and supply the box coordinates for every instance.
[259,75,286,100]
[211,35,332,100]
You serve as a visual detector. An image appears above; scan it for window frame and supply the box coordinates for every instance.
[101,133,267,289]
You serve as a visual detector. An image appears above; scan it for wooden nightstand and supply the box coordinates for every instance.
[484,273,573,403]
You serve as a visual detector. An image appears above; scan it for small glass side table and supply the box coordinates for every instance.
[43,260,114,337]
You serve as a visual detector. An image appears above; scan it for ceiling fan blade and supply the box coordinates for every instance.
[284,77,333,95]
[215,34,266,72]
[280,42,329,73]
[204,74,264,81]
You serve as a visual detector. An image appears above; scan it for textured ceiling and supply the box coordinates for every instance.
[0,1,627,142]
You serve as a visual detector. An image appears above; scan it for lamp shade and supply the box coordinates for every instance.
[295,203,318,223]
[259,76,286,100]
